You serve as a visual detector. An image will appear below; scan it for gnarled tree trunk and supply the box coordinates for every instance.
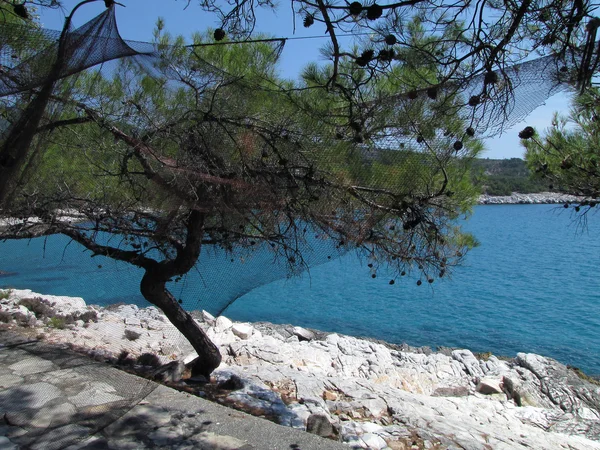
[138,209,222,377]
[140,271,221,377]
[61,209,223,377]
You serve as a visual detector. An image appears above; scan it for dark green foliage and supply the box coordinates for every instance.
[48,317,66,329]
[378,49,394,61]
[568,365,600,386]
[472,158,549,196]
[426,87,438,99]
[523,88,600,200]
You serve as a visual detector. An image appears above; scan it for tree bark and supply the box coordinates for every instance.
[140,271,222,377]
[61,210,223,377]
[139,209,222,377]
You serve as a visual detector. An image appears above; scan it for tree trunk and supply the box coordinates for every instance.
[0,81,54,207]
[140,270,222,377]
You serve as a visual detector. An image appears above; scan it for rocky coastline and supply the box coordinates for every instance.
[478,191,583,205]
[1,288,600,449]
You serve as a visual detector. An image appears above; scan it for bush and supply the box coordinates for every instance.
[48,317,66,329]
[0,289,11,301]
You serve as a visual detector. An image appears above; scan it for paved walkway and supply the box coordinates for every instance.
[0,331,348,449]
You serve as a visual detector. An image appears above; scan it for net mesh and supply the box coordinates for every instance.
[0,7,583,316]
[0,6,595,448]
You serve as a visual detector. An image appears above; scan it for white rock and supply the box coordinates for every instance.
[144,319,165,330]
[214,315,233,332]
[29,292,86,314]
[113,304,139,318]
[202,310,216,324]
[232,323,254,340]
[360,422,383,434]
[124,317,141,327]
[452,349,484,377]
[136,306,164,322]
[17,305,32,316]
[293,326,315,341]
[149,341,161,351]
[476,377,503,395]
[360,433,387,450]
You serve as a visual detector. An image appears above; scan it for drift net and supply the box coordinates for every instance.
[0,5,583,317]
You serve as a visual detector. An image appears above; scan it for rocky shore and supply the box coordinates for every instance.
[478,192,583,204]
[1,288,600,450]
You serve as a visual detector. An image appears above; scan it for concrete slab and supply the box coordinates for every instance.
[0,331,347,449]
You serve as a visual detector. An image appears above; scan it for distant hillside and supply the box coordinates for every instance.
[472,157,549,196]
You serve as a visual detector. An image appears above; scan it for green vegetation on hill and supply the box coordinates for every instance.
[472,158,550,196]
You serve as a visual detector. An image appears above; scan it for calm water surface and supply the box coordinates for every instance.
[1,205,599,374]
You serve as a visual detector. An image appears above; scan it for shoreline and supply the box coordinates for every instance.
[1,288,599,449]
[478,191,583,204]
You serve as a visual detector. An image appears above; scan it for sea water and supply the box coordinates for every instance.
[1,204,599,375]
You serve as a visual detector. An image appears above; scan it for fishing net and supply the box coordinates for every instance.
[0,4,596,448]
[0,5,585,315]
[0,6,584,316]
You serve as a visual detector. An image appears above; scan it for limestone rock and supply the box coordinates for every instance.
[432,386,469,397]
[306,413,334,437]
[0,436,17,450]
[124,317,141,327]
[123,329,141,341]
[452,349,484,377]
[214,315,233,332]
[293,326,315,341]
[231,323,253,340]
[201,310,215,324]
[360,432,387,449]
[476,377,503,395]
[3,288,600,449]
[111,304,139,319]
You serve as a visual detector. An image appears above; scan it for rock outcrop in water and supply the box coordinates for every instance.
[479,192,582,204]
[1,288,599,449]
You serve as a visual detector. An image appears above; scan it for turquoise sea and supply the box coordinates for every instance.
[1,204,599,375]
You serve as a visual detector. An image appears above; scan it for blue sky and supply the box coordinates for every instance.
[39,0,575,159]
